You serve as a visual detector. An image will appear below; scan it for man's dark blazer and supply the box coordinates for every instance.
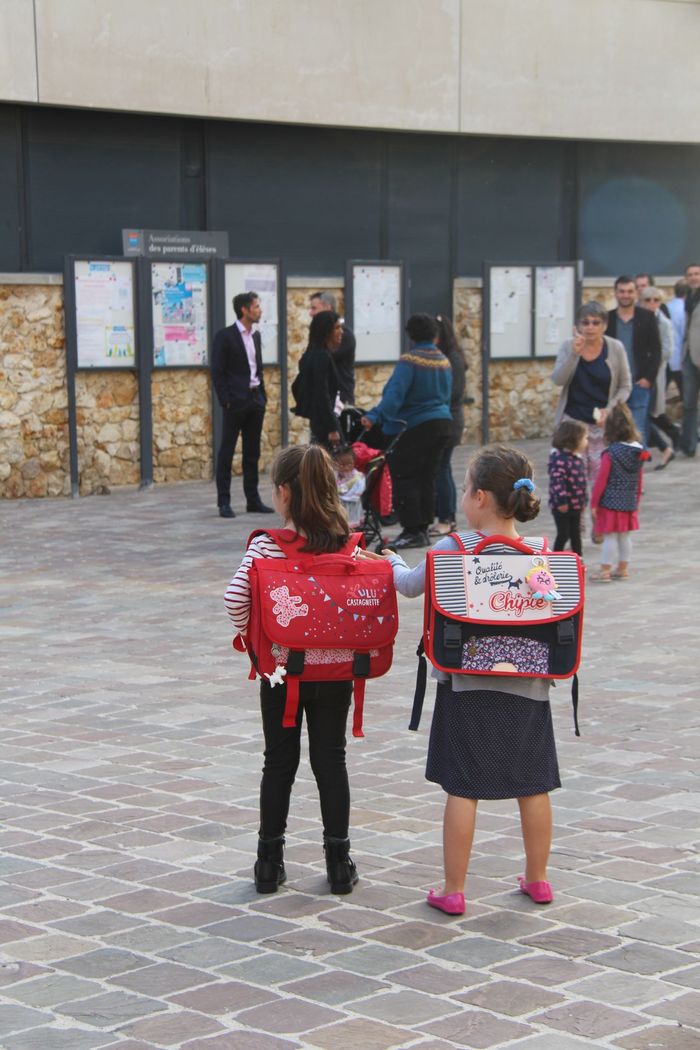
[606,307,661,385]
[211,323,266,410]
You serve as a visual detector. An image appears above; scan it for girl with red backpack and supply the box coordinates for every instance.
[225,445,360,896]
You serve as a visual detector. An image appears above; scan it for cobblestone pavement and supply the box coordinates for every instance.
[1,440,699,1050]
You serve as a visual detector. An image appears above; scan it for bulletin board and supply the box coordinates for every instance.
[534,265,577,358]
[484,261,581,361]
[223,260,281,366]
[150,260,210,367]
[345,260,406,363]
[65,257,137,370]
[486,265,532,360]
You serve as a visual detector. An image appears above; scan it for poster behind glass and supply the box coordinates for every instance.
[152,262,209,366]
[75,260,136,368]
[225,263,279,365]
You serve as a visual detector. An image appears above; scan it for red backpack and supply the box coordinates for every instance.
[233,529,398,737]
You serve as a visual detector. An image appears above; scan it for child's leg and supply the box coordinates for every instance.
[517,793,552,883]
[442,795,478,894]
[552,510,570,551]
[615,532,632,577]
[569,511,583,557]
[597,534,615,578]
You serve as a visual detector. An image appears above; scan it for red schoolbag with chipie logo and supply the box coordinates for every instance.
[233,529,398,737]
[411,530,584,735]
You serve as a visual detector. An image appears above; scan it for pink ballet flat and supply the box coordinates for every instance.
[518,876,553,904]
[426,889,465,915]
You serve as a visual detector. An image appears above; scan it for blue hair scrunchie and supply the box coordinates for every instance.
[513,478,535,492]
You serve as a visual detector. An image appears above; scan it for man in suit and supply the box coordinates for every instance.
[211,291,273,517]
[605,275,662,445]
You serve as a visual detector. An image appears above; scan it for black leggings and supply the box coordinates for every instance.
[259,679,352,840]
[552,510,582,556]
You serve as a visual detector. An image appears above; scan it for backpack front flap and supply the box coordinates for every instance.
[425,537,584,679]
[253,552,397,670]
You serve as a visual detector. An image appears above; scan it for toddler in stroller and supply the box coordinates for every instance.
[338,407,406,552]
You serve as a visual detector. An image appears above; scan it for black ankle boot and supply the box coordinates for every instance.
[254,836,286,894]
[324,836,359,895]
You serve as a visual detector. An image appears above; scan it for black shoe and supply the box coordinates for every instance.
[324,836,359,895]
[390,529,428,550]
[380,512,399,526]
[218,504,235,518]
[254,836,286,894]
[247,501,274,514]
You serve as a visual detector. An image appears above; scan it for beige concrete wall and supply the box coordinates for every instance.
[3,1,697,144]
[0,0,37,102]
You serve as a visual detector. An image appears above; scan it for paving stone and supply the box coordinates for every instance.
[615,1026,700,1049]
[456,978,565,1015]
[109,961,217,995]
[181,1033,299,1050]
[0,920,44,944]
[280,970,389,1006]
[236,996,344,1033]
[572,970,678,1008]
[0,1003,52,1035]
[521,926,621,957]
[428,934,528,967]
[169,978,280,1013]
[1,1029,117,1050]
[200,914,297,942]
[304,1017,415,1050]
[56,990,168,1027]
[495,954,602,985]
[646,991,700,1027]
[3,973,102,1008]
[532,999,642,1038]
[103,924,193,953]
[593,943,698,975]
[390,963,485,994]
[260,926,360,956]
[366,919,461,950]
[329,944,422,976]
[55,947,152,979]
[217,950,320,985]
[352,989,461,1025]
[420,1008,531,1047]
[157,936,255,968]
[1,934,92,962]
[119,1010,224,1045]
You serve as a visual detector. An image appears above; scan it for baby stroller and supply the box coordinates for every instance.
[338,407,406,553]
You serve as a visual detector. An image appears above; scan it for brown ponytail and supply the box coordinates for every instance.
[271,444,350,553]
[468,445,541,524]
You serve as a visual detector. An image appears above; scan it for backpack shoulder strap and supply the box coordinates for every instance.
[451,529,484,552]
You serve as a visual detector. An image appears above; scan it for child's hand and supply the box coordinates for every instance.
[357,548,391,561]
[556,503,569,513]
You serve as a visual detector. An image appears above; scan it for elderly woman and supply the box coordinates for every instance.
[552,301,632,501]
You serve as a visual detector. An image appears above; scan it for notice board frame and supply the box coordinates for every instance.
[211,257,288,458]
[345,260,408,365]
[64,254,141,498]
[481,260,582,442]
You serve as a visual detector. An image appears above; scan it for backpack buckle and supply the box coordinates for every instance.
[287,650,305,675]
[352,652,370,677]
[556,620,575,645]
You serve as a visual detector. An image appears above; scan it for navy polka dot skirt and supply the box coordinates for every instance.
[425,683,561,800]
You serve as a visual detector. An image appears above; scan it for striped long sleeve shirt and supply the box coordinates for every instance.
[224,533,286,632]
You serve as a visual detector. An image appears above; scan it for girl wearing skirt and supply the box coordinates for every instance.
[365,445,561,916]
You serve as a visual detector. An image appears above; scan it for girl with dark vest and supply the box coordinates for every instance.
[590,403,648,582]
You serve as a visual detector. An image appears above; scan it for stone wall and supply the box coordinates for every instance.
[0,284,69,498]
[1,276,679,498]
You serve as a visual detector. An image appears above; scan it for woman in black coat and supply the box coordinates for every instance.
[292,311,343,447]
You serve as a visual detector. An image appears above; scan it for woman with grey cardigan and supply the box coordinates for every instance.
[551,301,632,524]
